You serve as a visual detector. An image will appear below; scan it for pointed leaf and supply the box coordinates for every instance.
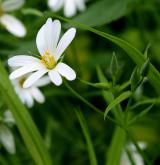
[104,91,132,119]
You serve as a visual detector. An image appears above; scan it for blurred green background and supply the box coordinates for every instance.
[0,0,160,164]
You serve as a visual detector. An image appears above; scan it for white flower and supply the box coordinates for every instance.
[0,110,16,154]
[48,0,86,17]
[8,18,76,88]
[3,110,15,125]
[0,0,26,37]
[11,75,50,108]
[120,142,146,165]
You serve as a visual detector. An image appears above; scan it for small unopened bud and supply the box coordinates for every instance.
[130,67,141,92]
[110,52,118,83]
[140,59,150,77]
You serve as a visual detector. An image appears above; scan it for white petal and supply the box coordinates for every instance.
[0,14,26,37]
[48,0,64,11]
[8,55,40,67]
[34,76,51,87]
[75,0,86,11]
[55,28,76,60]
[16,88,26,103]
[56,62,76,80]
[3,110,15,124]
[30,87,45,103]
[23,69,48,88]
[9,63,43,80]
[2,0,25,12]
[23,91,34,108]
[64,0,77,17]
[132,153,144,165]
[0,125,15,154]
[36,18,61,57]
[48,70,62,86]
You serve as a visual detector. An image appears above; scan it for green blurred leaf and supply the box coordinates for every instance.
[0,61,52,165]
[75,108,98,165]
[104,91,132,119]
[22,8,43,17]
[74,0,130,27]
[106,127,126,165]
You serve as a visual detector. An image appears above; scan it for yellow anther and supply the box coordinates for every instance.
[41,52,56,70]
[19,77,26,87]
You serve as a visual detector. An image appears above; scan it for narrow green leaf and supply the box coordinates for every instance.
[0,61,52,165]
[22,8,43,17]
[130,98,160,110]
[75,108,98,165]
[116,80,131,92]
[104,91,132,119]
[96,67,114,103]
[79,78,111,90]
[106,127,126,165]
[129,104,153,126]
[47,13,160,95]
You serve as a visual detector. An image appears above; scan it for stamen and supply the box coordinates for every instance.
[41,52,56,70]
[19,77,26,87]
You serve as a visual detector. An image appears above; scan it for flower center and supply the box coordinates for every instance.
[41,51,56,70]
[19,77,26,87]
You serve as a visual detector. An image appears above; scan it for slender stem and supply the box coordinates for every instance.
[124,94,134,125]
[64,81,123,127]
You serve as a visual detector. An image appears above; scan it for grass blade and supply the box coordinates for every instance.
[106,127,126,165]
[0,61,52,165]
[75,108,98,165]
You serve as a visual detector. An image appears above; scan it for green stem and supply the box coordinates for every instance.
[64,81,122,127]
[75,108,98,165]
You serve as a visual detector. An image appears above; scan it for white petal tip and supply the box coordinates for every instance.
[53,81,62,86]
[46,18,52,23]
[70,28,76,35]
